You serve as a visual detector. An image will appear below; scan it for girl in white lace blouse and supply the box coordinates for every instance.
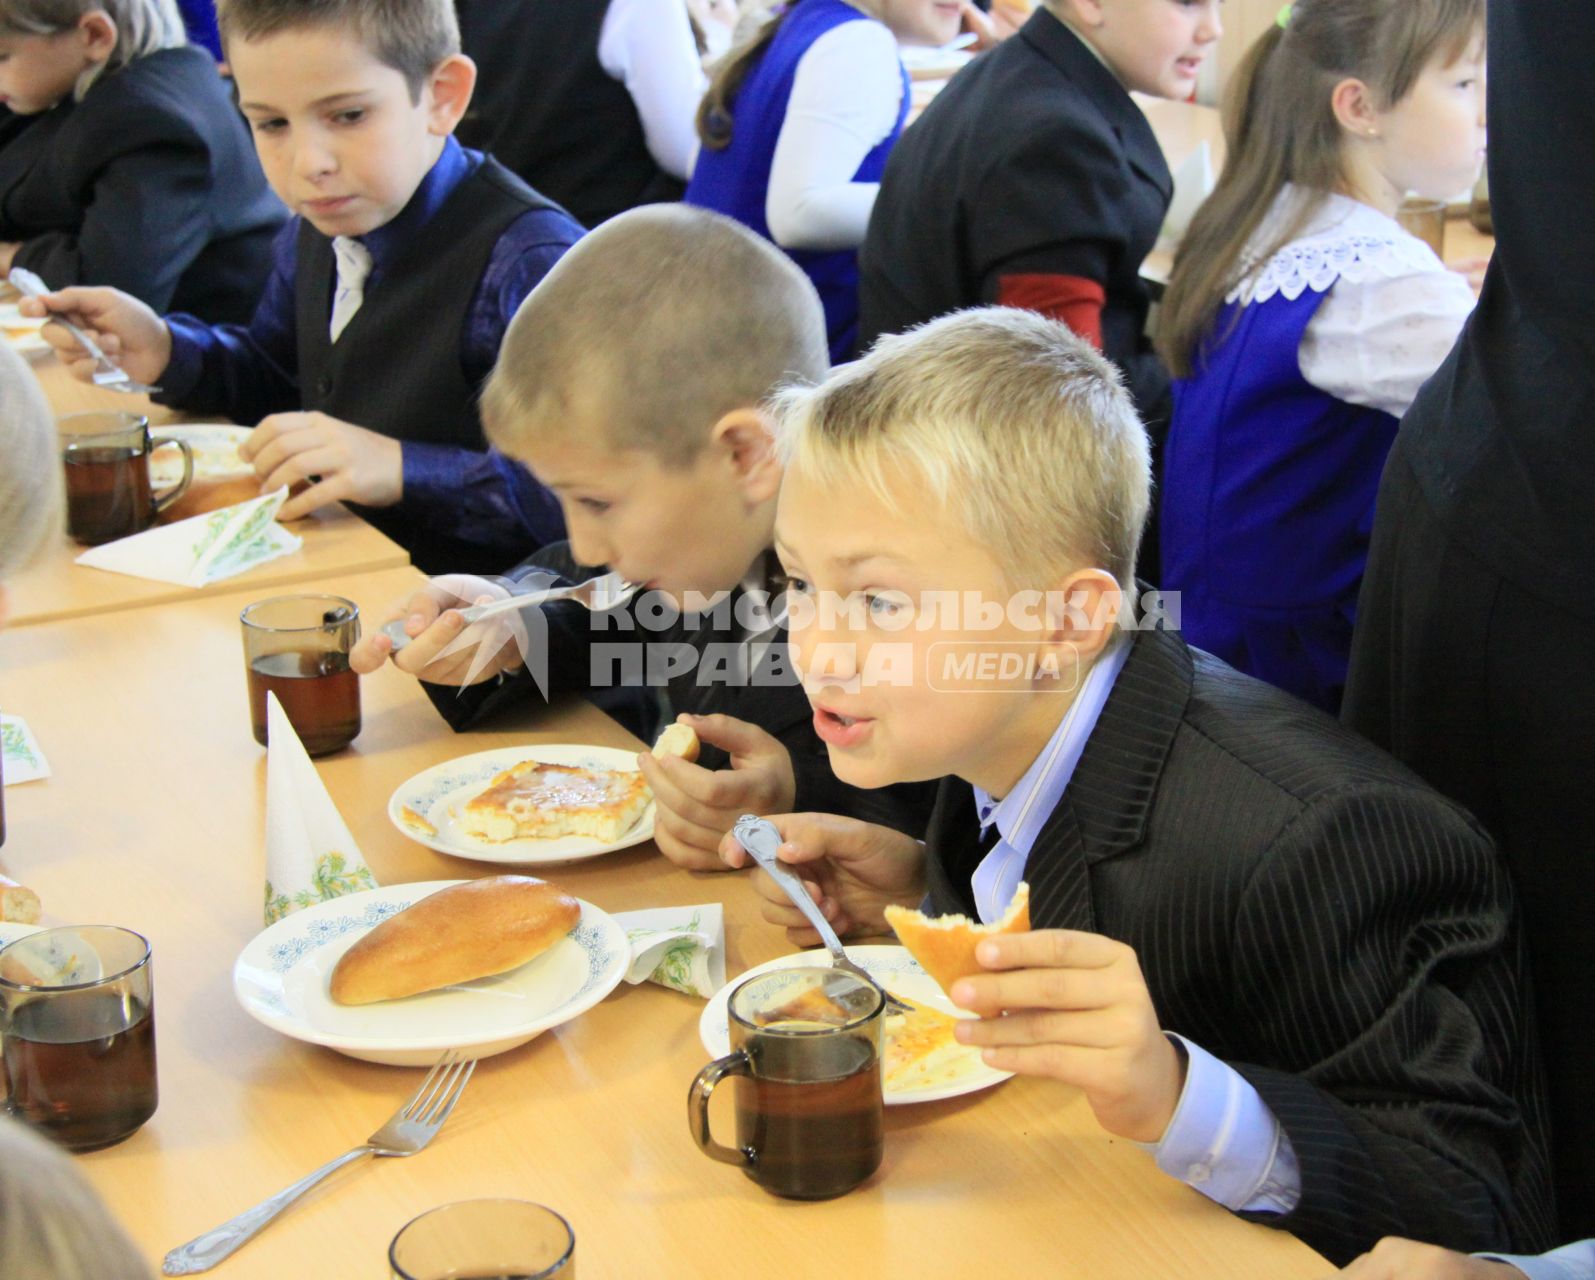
[1152,0,1486,714]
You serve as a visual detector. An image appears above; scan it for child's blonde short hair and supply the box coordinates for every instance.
[483,204,828,467]
[0,0,184,99]
[771,308,1150,590]
[0,343,63,580]
[0,1117,150,1278]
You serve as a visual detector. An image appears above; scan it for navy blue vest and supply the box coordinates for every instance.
[1161,286,1397,713]
[685,0,909,362]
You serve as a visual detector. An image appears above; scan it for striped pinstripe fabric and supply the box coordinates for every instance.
[923,626,1555,1264]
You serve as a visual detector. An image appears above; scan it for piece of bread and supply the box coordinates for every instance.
[884,883,1031,996]
[0,874,41,924]
[329,875,581,1005]
[652,722,700,762]
[458,760,651,844]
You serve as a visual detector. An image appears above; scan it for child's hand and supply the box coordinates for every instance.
[0,242,19,274]
[241,411,403,520]
[950,930,1185,1144]
[1329,1239,1526,1279]
[23,286,172,386]
[719,812,926,939]
[636,714,797,871]
[960,0,1023,49]
[349,574,525,683]
[1450,255,1491,296]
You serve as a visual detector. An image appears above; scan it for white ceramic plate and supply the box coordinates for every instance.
[0,921,44,949]
[698,945,1012,1106]
[0,303,49,358]
[147,424,255,487]
[388,745,655,865]
[234,881,630,1066]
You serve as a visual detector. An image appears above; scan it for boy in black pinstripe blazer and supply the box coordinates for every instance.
[723,307,1554,1266]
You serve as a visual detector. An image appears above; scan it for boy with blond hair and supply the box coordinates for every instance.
[29,0,582,573]
[724,308,1553,1264]
[354,203,936,867]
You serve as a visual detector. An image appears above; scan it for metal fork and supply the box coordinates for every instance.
[733,814,915,1015]
[161,1053,476,1275]
[7,266,161,394]
[382,572,638,652]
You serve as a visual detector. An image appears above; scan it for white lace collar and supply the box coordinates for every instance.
[1227,186,1447,306]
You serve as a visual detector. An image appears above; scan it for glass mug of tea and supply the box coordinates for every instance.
[389,1199,575,1279]
[689,967,885,1200]
[60,412,195,545]
[241,594,362,756]
[0,925,158,1151]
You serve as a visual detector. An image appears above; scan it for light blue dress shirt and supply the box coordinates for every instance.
[1481,1242,1595,1280]
[969,639,1301,1215]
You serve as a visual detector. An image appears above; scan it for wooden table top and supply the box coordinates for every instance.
[0,564,1330,1279]
[5,357,410,629]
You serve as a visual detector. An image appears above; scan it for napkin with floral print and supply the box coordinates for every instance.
[613,904,725,997]
[262,693,376,925]
[74,487,300,588]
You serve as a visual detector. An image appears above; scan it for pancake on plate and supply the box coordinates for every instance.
[457,760,650,844]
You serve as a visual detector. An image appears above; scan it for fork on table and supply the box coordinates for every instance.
[161,1053,476,1275]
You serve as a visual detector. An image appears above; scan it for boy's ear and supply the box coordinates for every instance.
[1330,76,1383,140]
[1036,567,1123,682]
[710,407,782,505]
[78,10,118,61]
[424,53,477,136]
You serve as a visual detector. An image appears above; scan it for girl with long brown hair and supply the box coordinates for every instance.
[1156,0,1484,713]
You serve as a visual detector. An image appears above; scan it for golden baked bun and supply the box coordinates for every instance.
[884,883,1030,996]
[156,476,265,525]
[652,722,700,762]
[329,876,581,1005]
[0,874,41,924]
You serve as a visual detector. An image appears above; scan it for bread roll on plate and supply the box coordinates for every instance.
[330,875,580,1005]
[884,882,1030,996]
[652,722,700,762]
[0,874,40,924]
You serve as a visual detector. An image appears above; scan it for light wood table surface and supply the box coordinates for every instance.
[6,356,410,628]
[0,564,1330,1279]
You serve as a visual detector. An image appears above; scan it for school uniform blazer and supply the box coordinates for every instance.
[0,46,283,323]
[856,8,1170,418]
[924,626,1555,1264]
[422,542,939,840]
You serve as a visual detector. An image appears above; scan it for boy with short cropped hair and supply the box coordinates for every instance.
[353,203,937,868]
[29,0,583,573]
[723,308,1554,1264]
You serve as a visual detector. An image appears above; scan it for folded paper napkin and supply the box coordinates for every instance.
[263,693,377,924]
[75,487,300,588]
[613,905,725,997]
[1,713,51,784]
[1160,140,1216,245]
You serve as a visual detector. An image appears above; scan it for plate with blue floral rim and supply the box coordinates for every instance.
[387,745,656,865]
[698,945,1013,1106]
[234,881,630,1066]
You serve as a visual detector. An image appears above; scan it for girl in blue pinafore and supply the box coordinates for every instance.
[1155,0,1485,713]
[685,0,962,363]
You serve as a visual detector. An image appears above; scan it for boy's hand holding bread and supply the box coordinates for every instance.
[719,811,926,940]
[639,714,797,872]
[23,285,172,386]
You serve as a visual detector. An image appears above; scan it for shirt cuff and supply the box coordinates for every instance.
[1141,1033,1301,1215]
[1477,1250,1592,1280]
[155,316,207,406]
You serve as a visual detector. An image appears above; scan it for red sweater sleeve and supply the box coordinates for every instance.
[996,273,1106,349]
